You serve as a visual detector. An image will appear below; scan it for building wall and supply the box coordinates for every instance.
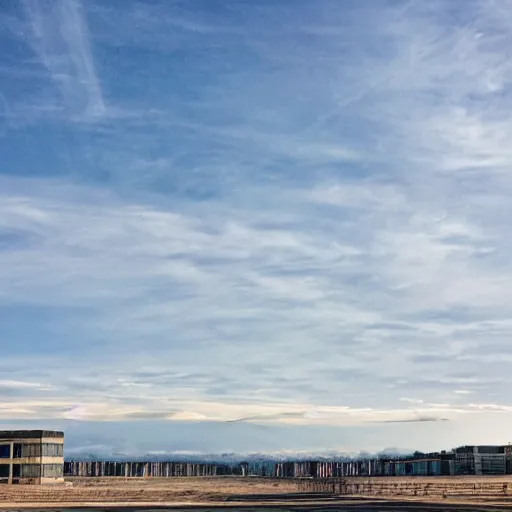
[64,461,221,478]
[59,446,512,480]
[454,446,506,475]
[0,433,64,485]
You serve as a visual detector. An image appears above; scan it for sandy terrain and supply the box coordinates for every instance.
[4,476,512,509]
[0,476,298,507]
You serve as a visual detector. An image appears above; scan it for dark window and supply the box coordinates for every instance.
[18,464,40,478]
[12,444,22,458]
[42,464,63,477]
[12,464,20,477]
[21,444,41,457]
[478,446,504,454]
[0,445,10,458]
[42,443,63,457]
[0,464,9,478]
[456,446,474,454]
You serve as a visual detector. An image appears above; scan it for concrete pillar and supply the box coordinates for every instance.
[8,441,13,484]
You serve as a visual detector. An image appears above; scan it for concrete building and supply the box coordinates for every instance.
[0,430,64,484]
[454,445,506,475]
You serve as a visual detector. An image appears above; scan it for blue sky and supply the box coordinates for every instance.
[2,0,512,456]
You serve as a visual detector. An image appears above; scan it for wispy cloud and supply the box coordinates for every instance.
[379,417,449,424]
[22,0,105,118]
[1,175,512,431]
[1,0,512,454]
[0,380,52,391]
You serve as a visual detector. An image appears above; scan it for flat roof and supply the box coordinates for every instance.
[0,430,64,439]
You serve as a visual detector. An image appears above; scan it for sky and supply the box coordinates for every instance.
[1,0,512,457]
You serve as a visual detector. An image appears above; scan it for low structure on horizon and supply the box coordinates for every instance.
[64,444,512,479]
[454,445,511,475]
[3,431,511,483]
[0,430,64,485]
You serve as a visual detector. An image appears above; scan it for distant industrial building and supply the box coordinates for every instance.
[59,442,512,480]
[64,460,222,477]
[0,430,64,484]
[454,445,507,475]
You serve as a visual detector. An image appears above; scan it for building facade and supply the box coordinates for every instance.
[454,445,506,475]
[0,430,64,484]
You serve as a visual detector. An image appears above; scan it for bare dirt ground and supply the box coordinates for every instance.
[4,476,512,509]
[0,476,298,508]
[345,475,512,483]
